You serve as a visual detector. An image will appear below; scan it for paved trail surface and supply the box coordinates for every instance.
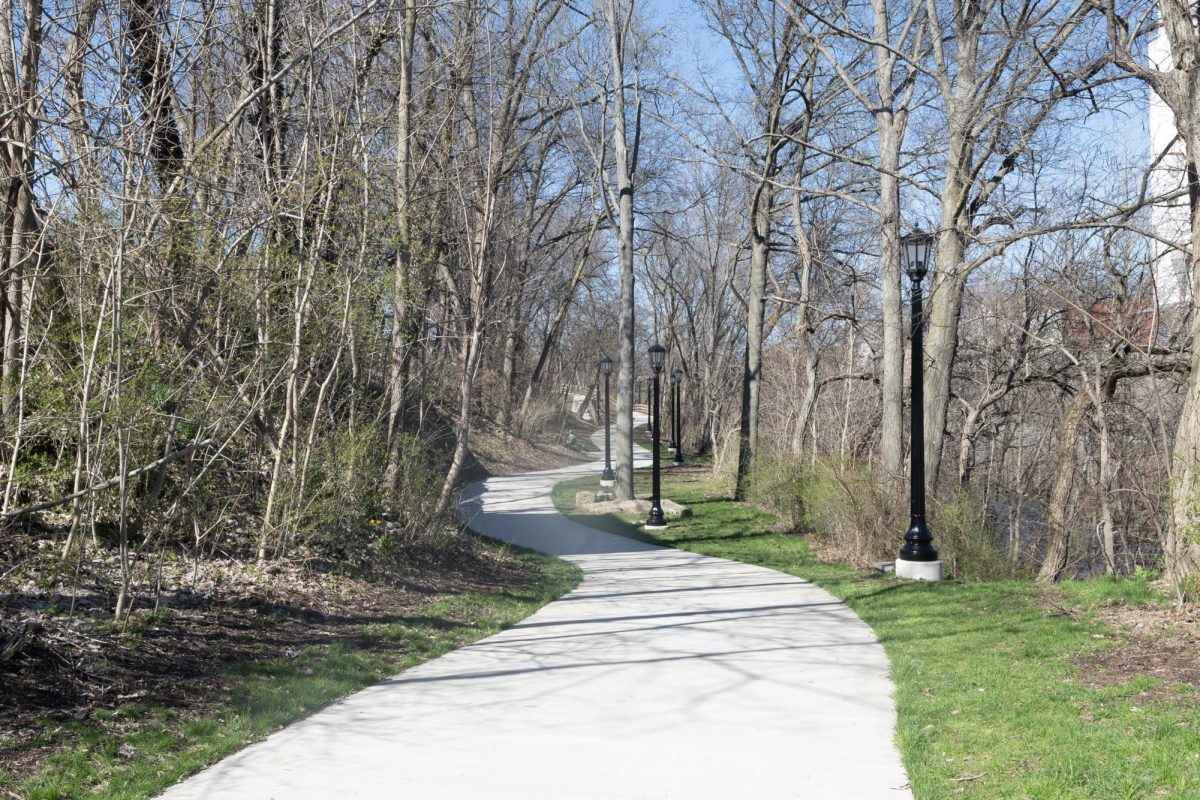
[159,421,911,799]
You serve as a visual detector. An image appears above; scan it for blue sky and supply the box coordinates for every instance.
[644,0,742,94]
[641,0,1153,171]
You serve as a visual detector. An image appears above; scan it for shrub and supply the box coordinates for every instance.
[710,427,741,483]
[516,395,559,441]
[382,431,445,544]
[748,451,1029,580]
[791,457,903,566]
[929,489,1028,581]
[285,428,443,560]
[746,451,811,530]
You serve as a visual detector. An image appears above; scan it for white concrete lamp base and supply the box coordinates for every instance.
[895,559,943,581]
[643,523,670,532]
[599,479,615,488]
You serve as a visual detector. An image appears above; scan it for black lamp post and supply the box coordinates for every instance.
[672,369,681,450]
[599,356,615,487]
[896,229,942,580]
[645,343,668,529]
[671,368,685,466]
[645,376,654,438]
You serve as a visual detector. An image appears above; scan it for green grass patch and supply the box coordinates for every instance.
[554,467,1199,800]
[6,549,580,800]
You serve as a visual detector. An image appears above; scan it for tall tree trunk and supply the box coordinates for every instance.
[0,0,41,416]
[497,298,521,428]
[1166,129,1200,598]
[124,0,185,179]
[735,180,770,500]
[1117,0,1200,600]
[921,7,979,490]
[877,128,904,478]
[606,0,637,501]
[1038,389,1090,583]
[922,184,968,488]
[1,178,32,415]
[1096,396,1116,575]
[791,191,818,455]
[871,0,905,480]
[437,315,485,512]
[386,0,418,490]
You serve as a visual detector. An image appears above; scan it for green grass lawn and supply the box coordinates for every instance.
[554,466,1200,800]
[5,550,580,800]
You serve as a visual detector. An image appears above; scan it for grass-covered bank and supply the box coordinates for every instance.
[2,547,580,800]
[553,466,1200,800]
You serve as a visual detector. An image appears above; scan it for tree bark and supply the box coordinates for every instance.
[497,305,521,428]
[790,190,818,454]
[735,179,771,499]
[1167,124,1200,597]
[922,218,968,488]
[1037,389,1090,583]
[605,0,637,501]
[872,0,906,481]
[0,0,41,416]
[1112,0,1200,599]
[386,0,418,488]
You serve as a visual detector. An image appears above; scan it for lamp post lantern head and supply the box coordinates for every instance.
[648,343,666,374]
[672,367,683,384]
[599,355,613,376]
[902,229,936,283]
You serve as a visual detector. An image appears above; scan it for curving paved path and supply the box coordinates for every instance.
[158,418,911,799]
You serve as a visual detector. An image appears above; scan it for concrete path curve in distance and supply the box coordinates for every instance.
[157,419,911,799]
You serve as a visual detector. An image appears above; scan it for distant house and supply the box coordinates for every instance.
[1061,297,1157,353]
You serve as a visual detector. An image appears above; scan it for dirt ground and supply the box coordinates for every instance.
[1073,601,1200,703]
[466,414,597,479]
[0,527,538,782]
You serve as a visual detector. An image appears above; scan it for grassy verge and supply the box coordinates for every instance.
[4,549,579,800]
[553,466,1200,800]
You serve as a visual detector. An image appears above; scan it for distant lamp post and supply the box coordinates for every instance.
[668,368,679,451]
[599,356,615,487]
[645,343,668,530]
[896,229,942,581]
[671,368,685,466]
[645,376,654,438]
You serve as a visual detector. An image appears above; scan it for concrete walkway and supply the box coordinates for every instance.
[158,420,911,799]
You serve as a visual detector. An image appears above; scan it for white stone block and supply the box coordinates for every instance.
[895,559,943,581]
